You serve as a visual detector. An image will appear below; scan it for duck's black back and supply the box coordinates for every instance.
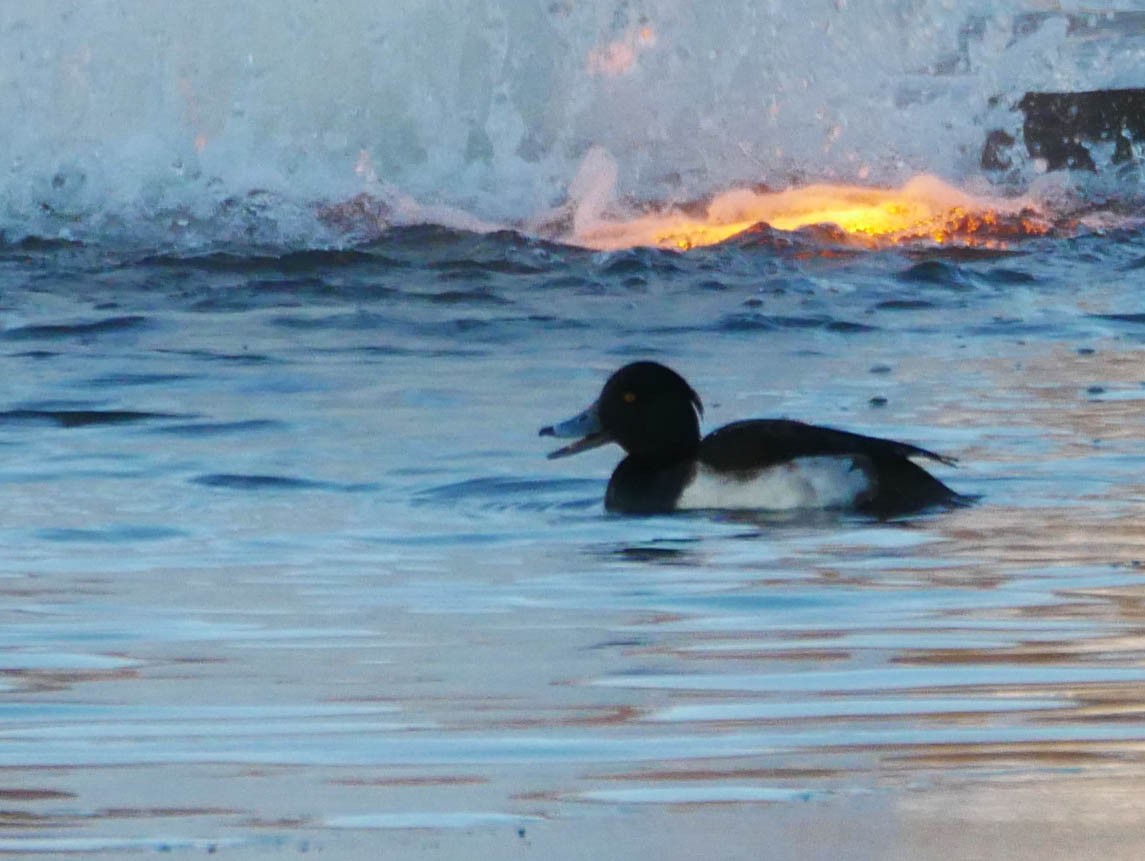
[698,419,962,516]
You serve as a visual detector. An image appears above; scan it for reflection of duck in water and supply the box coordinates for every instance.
[541,361,966,516]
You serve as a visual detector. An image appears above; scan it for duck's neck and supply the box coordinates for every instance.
[617,411,701,465]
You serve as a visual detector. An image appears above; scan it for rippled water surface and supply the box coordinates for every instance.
[3,228,1145,857]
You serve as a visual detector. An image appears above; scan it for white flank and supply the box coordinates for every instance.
[676,456,873,511]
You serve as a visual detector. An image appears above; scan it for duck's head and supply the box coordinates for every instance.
[540,361,704,463]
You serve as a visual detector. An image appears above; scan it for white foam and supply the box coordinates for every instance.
[1,2,1141,245]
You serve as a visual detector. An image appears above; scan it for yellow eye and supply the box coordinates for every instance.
[623,391,637,404]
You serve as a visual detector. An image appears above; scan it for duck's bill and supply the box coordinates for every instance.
[539,403,612,460]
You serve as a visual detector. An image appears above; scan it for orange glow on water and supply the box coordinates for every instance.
[586,25,658,77]
[570,175,1052,251]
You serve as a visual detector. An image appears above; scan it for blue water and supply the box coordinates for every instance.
[1,224,1145,855]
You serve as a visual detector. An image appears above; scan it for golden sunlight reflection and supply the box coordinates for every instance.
[570,175,1054,251]
[328,143,1062,252]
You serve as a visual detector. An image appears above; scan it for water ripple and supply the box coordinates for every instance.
[1,315,151,340]
[0,408,178,428]
[191,473,377,492]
